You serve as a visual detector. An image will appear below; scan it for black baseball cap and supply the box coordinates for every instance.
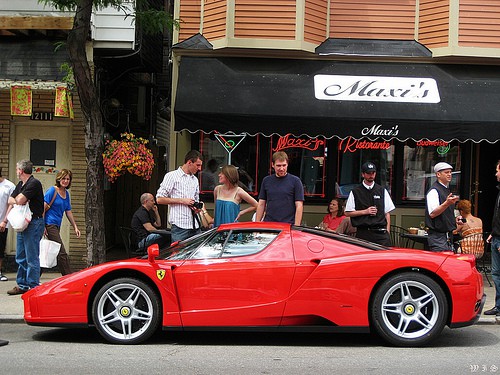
[361,162,377,173]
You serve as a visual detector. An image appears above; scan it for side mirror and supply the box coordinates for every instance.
[147,243,159,263]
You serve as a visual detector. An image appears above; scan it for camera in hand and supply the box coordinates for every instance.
[460,217,467,223]
[191,201,203,209]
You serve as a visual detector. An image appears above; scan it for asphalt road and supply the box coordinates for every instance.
[0,323,499,374]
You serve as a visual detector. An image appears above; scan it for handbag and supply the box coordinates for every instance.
[39,237,61,268]
[7,204,32,232]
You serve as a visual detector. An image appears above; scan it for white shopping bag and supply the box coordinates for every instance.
[39,237,61,268]
[7,204,32,232]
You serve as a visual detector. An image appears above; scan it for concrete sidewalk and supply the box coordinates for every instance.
[0,272,498,324]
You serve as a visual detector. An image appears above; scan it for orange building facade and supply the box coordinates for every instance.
[169,0,500,231]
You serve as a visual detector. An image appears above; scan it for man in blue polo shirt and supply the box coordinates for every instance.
[255,151,304,225]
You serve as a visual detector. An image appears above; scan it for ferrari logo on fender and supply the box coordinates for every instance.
[156,270,166,280]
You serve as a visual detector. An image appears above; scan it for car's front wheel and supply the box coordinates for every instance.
[92,277,161,344]
[371,272,448,347]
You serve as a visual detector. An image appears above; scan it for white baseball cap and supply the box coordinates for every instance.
[434,162,453,173]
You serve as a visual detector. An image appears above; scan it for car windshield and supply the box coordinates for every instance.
[158,228,280,260]
[158,229,216,260]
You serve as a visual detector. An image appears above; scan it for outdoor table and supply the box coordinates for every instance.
[401,233,429,250]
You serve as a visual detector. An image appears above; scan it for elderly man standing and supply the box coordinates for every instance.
[425,162,460,252]
[5,160,45,295]
[156,150,203,243]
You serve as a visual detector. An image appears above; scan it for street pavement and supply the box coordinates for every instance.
[0,272,498,324]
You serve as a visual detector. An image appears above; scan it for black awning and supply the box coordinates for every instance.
[174,57,500,143]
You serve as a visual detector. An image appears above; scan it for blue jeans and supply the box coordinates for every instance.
[491,236,500,309]
[16,217,45,290]
[137,233,170,250]
[171,225,200,243]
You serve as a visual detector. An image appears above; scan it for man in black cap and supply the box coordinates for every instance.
[345,161,395,246]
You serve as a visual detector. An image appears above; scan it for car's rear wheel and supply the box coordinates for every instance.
[92,277,161,344]
[371,272,448,347]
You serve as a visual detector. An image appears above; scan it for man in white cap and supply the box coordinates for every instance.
[425,162,460,251]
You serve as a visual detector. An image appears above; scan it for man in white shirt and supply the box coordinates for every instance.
[0,167,15,281]
[425,162,460,251]
[156,150,203,242]
[345,162,395,246]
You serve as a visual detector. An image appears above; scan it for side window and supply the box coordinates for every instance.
[190,230,280,259]
[191,231,229,259]
[221,230,279,257]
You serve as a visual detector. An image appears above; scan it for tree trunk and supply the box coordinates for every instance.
[68,0,106,266]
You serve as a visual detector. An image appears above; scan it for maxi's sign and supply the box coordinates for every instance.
[314,75,441,103]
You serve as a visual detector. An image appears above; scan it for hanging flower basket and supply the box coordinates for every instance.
[102,132,155,183]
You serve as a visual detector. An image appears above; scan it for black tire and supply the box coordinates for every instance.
[371,272,448,347]
[92,277,161,344]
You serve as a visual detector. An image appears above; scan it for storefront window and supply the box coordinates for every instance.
[199,132,259,194]
[271,134,327,198]
[336,137,394,198]
[403,140,461,201]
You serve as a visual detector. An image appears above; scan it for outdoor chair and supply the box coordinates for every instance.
[119,226,144,258]
[389,225,415,248]
[458,232,485,258]
[457,231,492,287]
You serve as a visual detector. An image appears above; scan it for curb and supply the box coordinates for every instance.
[477,316,500,325]
[0,315,24,323]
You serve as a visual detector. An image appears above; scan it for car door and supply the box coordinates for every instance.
[173,229,296,326]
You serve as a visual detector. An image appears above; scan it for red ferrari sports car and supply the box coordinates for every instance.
[23,222,485,346]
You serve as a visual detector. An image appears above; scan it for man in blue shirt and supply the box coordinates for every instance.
[255,151,304,225]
